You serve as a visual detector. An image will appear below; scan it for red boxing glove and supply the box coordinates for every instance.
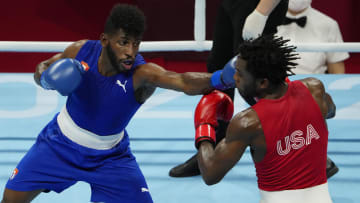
[194,90,234,149]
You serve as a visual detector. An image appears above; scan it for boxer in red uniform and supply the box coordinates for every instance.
[195,35,334,203]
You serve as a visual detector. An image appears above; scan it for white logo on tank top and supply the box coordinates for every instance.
[141,187,149,192]
[277,124,320,156]
[116,80,127,93]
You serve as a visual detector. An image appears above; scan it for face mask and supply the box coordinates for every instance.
[288,0,312,12]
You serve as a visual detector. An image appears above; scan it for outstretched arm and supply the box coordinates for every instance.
[134,62,213,95]
[134,59,236,95]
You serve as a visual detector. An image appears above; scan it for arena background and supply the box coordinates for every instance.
[0,0,359,73]
[0,1,360,202]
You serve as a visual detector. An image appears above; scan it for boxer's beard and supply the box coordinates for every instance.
[106,44,122,72]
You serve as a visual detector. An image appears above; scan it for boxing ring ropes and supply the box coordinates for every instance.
[0,0,359,152]
[0,1,359,202]
[0,0,359,149]
[0,0,360,53]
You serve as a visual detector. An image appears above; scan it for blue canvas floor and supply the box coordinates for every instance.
[0,73,359,202]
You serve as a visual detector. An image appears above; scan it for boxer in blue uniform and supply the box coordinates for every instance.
[1,4,236,203]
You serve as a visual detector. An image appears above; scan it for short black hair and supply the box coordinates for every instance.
[104,4,146,38]
[238,35,298,85]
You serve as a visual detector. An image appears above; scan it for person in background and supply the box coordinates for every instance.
[276,0,349,74]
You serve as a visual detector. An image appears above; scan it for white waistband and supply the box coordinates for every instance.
[259,182,332,203]
[57,107,124,150]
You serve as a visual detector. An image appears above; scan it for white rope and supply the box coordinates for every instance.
[1,0,359,53]
[0,41,360,53]
[0,41,72,53]
[1,1,359,53]
[194,0,206,42]
[291,42,360,52]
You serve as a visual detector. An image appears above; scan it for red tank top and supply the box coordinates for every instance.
[252,81,328,191]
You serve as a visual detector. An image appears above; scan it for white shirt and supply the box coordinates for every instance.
[276,7,349,74]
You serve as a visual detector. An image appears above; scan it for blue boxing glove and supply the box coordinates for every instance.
[40,58,88,96]
[210,56,237,90]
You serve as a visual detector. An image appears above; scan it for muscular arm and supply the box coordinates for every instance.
[33,40,86,86]
[325,92,336,118]
[134,62,214,95]
[198,109,259,185]
[256,0,282,15]
[301,77,336,119]
[327,61,345,74]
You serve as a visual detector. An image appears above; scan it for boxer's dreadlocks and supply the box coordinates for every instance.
[238,35,299,85]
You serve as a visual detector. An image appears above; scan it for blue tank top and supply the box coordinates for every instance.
[66,40,145,136]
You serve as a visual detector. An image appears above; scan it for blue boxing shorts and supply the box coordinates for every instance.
[5,114,153,203]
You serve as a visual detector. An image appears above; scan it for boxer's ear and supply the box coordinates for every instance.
[100,33,109,47]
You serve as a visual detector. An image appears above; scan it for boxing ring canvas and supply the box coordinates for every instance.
[0,73,359,203]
